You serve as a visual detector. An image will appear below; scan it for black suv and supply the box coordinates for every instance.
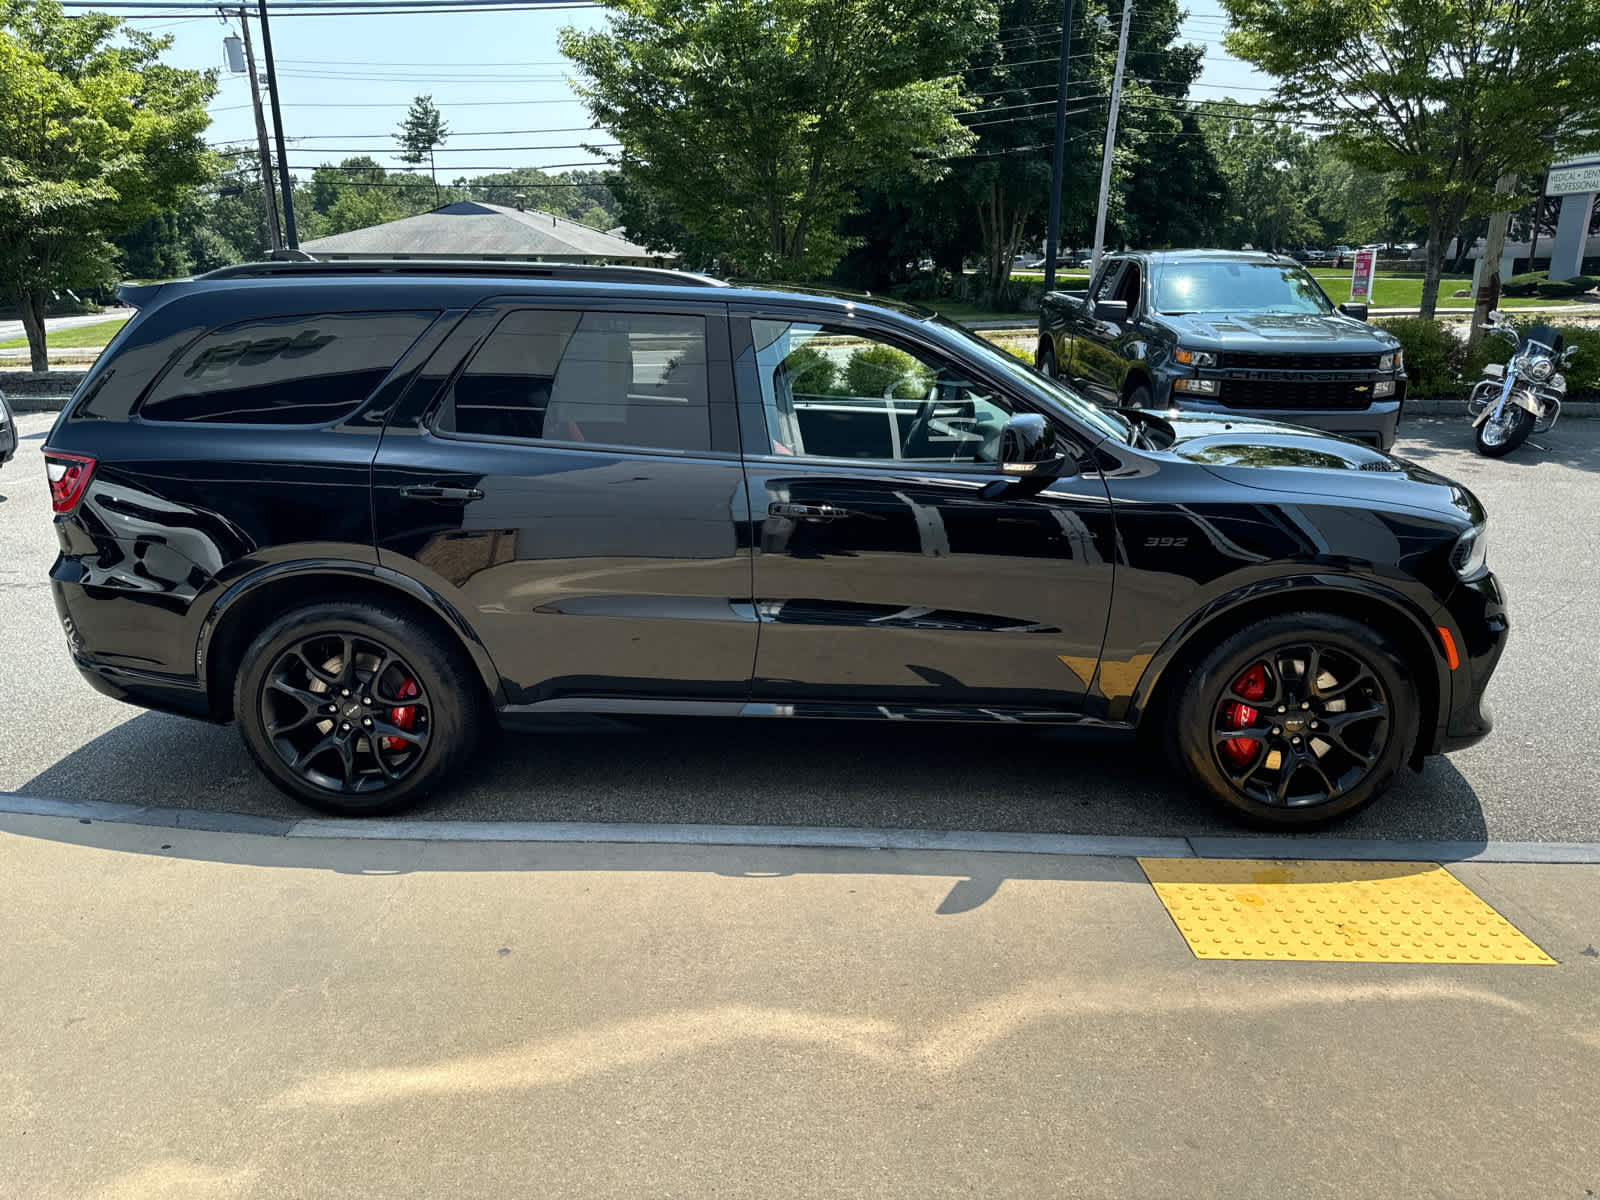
[1037,251,1407,448]
[45,261,1505,827]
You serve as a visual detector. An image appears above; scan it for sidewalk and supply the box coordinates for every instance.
[2,803,1596,1198]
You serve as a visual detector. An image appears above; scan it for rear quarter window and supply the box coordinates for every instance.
[138,311,436,425]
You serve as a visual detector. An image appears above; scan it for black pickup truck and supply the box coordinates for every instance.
[1036,250,1407,448]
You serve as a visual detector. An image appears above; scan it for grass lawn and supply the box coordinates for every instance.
[920,299,1036,325]
[0,316,129,351]
[1307,270,1587,309]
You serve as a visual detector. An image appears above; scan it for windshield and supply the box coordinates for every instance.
[1152,260,1334,316]
[931,317,1131,443]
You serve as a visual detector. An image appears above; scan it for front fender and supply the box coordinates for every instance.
[1121,573,1451,744]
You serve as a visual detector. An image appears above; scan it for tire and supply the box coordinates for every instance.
[1473,402,1535,457]
[1126,381,1154,409]
[1037,341,1058,379]
[1168,612,1419,828]
[233,599,487,816]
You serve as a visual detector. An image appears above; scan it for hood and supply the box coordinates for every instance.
[1165,311,1395,349]
[1156,414,1482,524]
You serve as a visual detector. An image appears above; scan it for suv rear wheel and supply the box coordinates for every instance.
[234,600,484,816]
[1169,613,1418,827]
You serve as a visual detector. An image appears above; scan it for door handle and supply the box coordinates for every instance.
[399,484,485,502]
[768,502,850,520]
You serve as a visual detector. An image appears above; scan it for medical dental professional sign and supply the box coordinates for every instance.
[1349,248,1377,304]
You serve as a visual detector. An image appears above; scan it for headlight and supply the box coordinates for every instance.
[1173,377,1221,395]
[1450,522,1488,579]
[1373,379,1396,397]
[1550,373,1567,393]
[1528,356,1554,382]
[1175,347,1217,367]
[1379,349,1404,372]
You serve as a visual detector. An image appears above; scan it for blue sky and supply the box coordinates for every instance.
[121,0,1272,181]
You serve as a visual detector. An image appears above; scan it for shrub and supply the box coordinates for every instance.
[1564,275,1599,294]
[1502,272,1545,298]
[1373,317,1466,396]
[783,345,840,395]
[843,344,932,398]
[1534,278,1585,299]
[1550,324,1600,395]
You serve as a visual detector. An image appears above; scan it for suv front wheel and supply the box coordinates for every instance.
[234,600,485,816]
[1169,613,1419,827]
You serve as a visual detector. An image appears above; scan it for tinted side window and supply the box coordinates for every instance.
[440,310,711,453]
[140,312,435,425]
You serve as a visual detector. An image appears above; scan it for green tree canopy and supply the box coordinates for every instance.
[0,0,215,370]
[561,0,994,278]
[1222,0,1600,317]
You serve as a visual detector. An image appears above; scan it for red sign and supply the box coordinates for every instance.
[1350,249,1377,304]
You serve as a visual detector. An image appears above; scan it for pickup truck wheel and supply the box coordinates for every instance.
[1037,342,1058,379]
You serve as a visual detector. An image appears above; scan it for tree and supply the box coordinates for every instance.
[561,0,992,279]
[397,94,449,205]
[1198,102,1322,249]
[1223,0,1600,317]
[0,0,215,370]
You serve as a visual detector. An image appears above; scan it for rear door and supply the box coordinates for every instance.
[731,307,1116,712]
[372,295,756,707]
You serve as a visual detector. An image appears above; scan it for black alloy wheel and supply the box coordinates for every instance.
[1171,613,1418,827]
[235,600,484,816]
[260,632,432,795]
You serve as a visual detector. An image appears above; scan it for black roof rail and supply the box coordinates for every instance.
[194,259,728,288]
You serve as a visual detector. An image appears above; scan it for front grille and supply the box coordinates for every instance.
[1220,379,1374,411]
[1219,351,1382,372]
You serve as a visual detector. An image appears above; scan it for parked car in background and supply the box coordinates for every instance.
[1035,250,1407,448]
[0,390,16,470]
[42,259,1498,828]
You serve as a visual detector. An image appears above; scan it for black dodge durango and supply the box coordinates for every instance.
[44,260,1506,827]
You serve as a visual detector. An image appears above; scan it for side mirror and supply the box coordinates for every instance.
[1093,299,1129,324]
[1562,344,1580,363]
[998,413,1071,478]
[1338,302,1369,321]
[1483,310,1505,327]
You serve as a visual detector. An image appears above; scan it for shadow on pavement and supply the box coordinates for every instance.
[15,708,1491,848]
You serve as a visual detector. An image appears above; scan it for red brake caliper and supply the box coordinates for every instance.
[385,678,420,752]
[1219,663,1268,767]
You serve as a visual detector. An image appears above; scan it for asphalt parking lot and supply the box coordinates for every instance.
[2,411,1596,844]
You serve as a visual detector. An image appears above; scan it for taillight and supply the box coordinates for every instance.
[44,451,97,514]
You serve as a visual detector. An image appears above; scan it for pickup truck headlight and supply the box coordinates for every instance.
[1174,348,1217,367]
[1379,350,1404,371]
[1450,522,1488,579]
[1372,379,1396,398]
[1173,377,1221,395]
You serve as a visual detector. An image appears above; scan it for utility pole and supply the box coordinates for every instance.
[1089,0,1133,278]
[236,9,282,252]
[256,0,299,248]
[1042,0,1076,291]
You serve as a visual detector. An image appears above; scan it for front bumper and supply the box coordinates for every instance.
[1156,374,1406,449]
[1434,571,1509,754]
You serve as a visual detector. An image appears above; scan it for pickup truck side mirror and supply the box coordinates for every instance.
[1338,302,1369,321]
[1093,299,1129,324]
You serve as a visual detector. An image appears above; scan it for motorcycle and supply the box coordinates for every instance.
[1468,311,1579,457]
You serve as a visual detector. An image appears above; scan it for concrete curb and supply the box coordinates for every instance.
[4,792,1600,864]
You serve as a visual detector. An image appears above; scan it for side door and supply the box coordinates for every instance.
[732,308,1117,712]
[372,296,756,707]
[1063,258,1127,403]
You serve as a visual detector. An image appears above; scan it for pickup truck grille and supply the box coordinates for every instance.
[1221,379,1375,411]
[1219,351,1382,372]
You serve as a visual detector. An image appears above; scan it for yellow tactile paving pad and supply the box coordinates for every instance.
[1138,858,1555,965]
